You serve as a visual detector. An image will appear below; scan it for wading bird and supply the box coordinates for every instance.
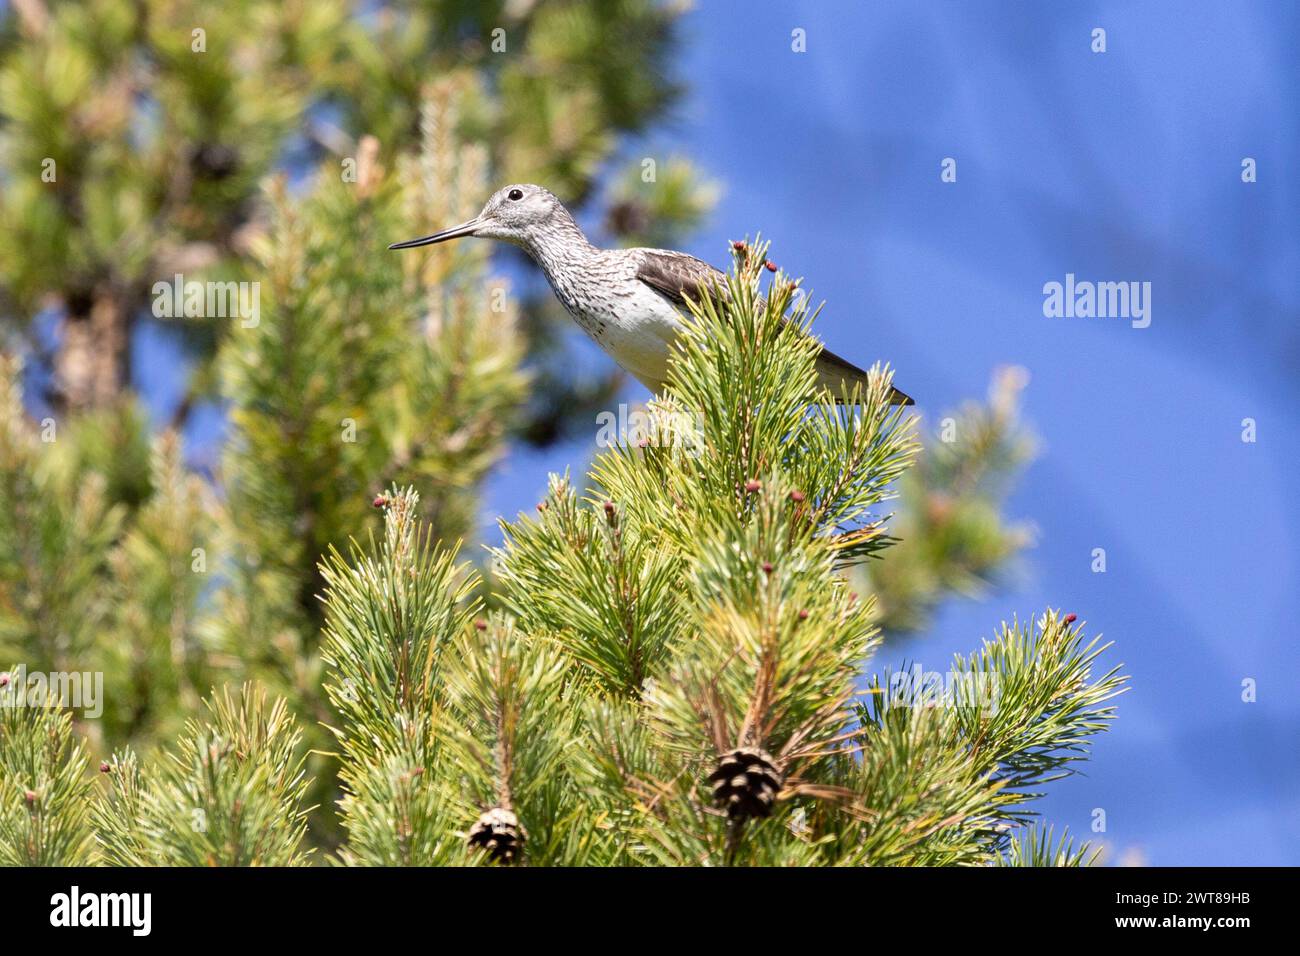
[390,184,913,404]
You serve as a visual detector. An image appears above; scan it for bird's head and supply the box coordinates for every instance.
[389,184,572,251]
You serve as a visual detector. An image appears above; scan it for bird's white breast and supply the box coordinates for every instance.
[546,252,684,392]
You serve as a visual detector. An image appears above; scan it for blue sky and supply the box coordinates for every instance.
[487,1,1299,865]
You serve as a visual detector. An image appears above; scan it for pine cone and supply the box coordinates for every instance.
[467,807,525,864]
[708,747,783,821]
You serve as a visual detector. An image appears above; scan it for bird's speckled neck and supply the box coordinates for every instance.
[520,210,599,280]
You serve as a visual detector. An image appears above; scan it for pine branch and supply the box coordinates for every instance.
[493,475,687,696]
[0,673,95,865]
[100,430,215,746]
[819,704,1010,866]
[439,615,584,866]
[90,683,312,866]
[0,357,122,676]
[998,824,1100,867]
[90,749,150,867]
[319,486,478,768]
[949,611,1127,805]
[322,487,592,865]
[320,485,478,865]
[852,610,1127,862]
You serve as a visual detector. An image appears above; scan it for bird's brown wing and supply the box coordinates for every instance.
[634,249,728,310]
[634,250,913,406]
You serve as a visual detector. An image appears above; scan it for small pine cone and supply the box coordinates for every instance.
[708,747,783,822]
[467,807,525,864]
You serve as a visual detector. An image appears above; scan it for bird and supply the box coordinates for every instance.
[389,184,913,405]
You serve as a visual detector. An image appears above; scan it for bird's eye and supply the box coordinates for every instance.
[507,188,524,201]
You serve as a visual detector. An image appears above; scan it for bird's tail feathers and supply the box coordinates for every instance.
[814,346,914,406]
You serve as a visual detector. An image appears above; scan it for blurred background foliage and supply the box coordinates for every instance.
[0,0,1029,852]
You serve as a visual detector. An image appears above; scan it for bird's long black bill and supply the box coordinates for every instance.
[388,219,480,250]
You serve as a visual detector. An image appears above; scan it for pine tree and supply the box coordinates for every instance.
[0,355,122,681]
[1,1,713,850]
[0,678,95,866]
[1,234,1124,866]
[301,243,1126,866]
[0,0,707,421]
[1,2,1084,865]
[91,684,310,866]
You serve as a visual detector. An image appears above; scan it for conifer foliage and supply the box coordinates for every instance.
[0,1,1116,867]
[0,0,716,844]
[289,244,1123,866]
[92,685,310,866]
[0,238,1125,865]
